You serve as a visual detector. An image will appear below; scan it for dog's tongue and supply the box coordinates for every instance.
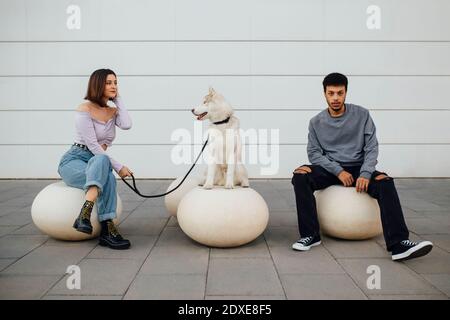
[197,112,207,120]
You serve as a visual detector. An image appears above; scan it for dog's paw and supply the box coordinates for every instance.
[241,183,250,188]
[224,183,234,189]
[203,183,213,190]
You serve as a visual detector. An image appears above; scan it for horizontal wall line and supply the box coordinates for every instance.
[1,74,450,78]
[2,74,450,78]
[1,108,449,112]
[1,143,449,146]
[2,40,450,44]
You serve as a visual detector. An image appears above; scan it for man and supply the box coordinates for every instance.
[291,72,433,262]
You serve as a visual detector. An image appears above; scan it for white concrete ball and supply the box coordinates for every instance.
[31,181,122,241]
[315,185,382,240]
[177,186,269,247]
[164,176,202,216]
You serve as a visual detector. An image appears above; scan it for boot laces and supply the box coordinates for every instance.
[107,221,120,237]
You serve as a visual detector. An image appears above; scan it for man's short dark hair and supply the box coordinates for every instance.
[322,73,348,92]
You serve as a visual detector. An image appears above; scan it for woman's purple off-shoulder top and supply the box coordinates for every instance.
[74,96,132,173]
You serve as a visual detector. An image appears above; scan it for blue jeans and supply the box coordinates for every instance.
[58,145,117,222]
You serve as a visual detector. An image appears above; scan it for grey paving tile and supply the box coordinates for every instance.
[120,200,144,211]
[368,294,448,300]
[2,244,93,275]
[425,234,450,252]
[206,295,285,300]
[206,258,284,296]
[118,217,168,236]
[130,205,170,218]
[265,198,293,212]
[421,274,450,297]
[87,236,157,261]
[264,227,299,248]
[44,238,98,248]
[270,245,345,274]
[141,198,165,208]
[0,212,32,227]
[1,196,34,208]
[124,274,205,300]
[338,258,441,295]
[167,216,179,227]
[403,247,450,274]
[0,206,22,217]
[322,238,389,258]
[403,199,446,212]
[140,245,209,275]
[42,295,122,300]
[0,235,48,258]
[210,236,270,259]
[267,210,298,227]
[405,217,450,235]
[0,226,21,237]
[0,274,61,299]
[0,258,16,272]
[11,223,45,235]
[402,208,425,218]
[281,274,367,300]
[156,226,205,248]
[49,259,142,296]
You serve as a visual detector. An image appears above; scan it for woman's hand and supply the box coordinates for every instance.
[101,144,107,151]
[118,166,133,178]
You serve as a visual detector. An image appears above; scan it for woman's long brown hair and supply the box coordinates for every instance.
[84,69,116,108]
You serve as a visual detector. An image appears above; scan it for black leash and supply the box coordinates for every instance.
[121,137,209,198]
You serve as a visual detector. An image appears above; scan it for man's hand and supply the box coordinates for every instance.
[355,177,370,193]
[293,166,312,174]
[337,170,354,187]
[118,166,133,178]
[101,144,107,151]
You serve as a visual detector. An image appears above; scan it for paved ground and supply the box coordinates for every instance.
[0,179,449,300]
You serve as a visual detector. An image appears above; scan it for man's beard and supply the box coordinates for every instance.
[329,102,344,111]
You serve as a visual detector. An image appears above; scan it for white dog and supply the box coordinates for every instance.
[191,88,249,189]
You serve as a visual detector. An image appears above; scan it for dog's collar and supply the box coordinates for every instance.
[213,116,231,125]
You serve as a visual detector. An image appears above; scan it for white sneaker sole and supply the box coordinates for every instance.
[292,241,321,251]
[392,241,433,261]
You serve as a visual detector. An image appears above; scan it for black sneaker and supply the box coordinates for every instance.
[391,240,433,262]
[292,235,321,251]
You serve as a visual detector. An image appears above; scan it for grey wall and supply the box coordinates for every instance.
[1,0,449,178]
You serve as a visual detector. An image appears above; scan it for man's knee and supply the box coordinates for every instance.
[375,174,389,181]
[297,166,312,174]
[292,171,310,186]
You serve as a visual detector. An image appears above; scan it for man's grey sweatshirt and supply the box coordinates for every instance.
[307,103,378,179]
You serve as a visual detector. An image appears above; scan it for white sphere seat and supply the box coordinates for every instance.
[164,176,201,217]
[315,185,382,240]
[177,186,269,247]
[31,181,122,241]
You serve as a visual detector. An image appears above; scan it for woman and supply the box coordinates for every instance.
[58,69,133,250]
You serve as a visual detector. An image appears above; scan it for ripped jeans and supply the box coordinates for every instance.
[58,145,117,222]
[291,165,409,251]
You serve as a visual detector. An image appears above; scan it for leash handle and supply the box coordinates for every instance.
[121,137,209,198]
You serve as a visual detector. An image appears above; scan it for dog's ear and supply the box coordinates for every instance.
[209,87,216,96]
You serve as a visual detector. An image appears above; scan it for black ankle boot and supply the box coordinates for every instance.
[99,220,131,250]
[73,200,94,234]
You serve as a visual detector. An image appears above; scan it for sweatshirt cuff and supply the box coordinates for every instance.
[359,171,372,179]
[332,166,344,177]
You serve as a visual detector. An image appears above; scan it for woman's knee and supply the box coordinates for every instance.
[89,154,111,167]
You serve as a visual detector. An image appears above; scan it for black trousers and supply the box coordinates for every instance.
[291,165,409,251]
